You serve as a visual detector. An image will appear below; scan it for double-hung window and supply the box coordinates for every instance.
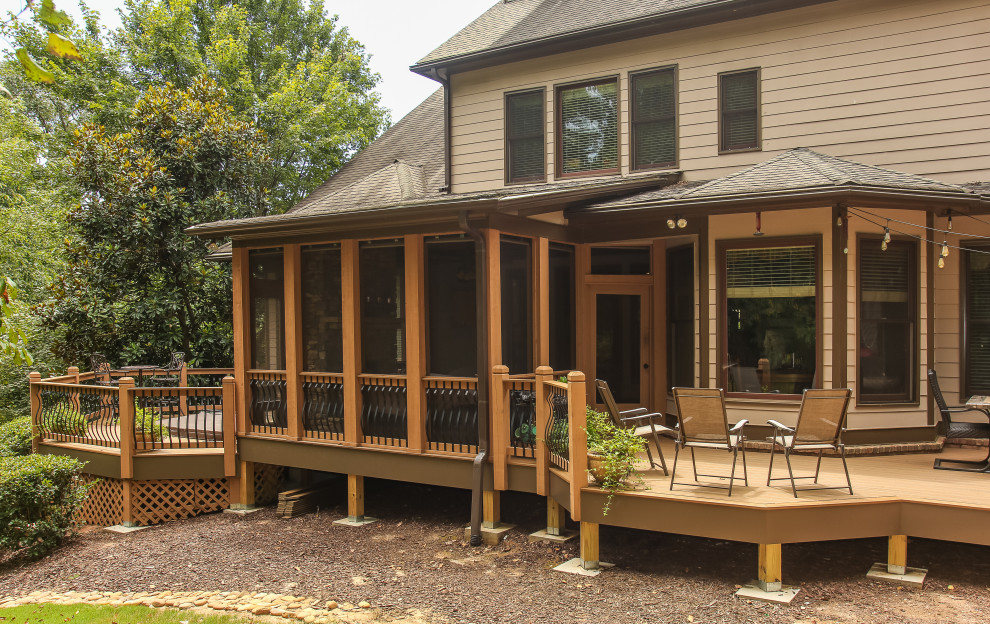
[631,67,677,170]
[718,68,760,153]
[557,78,619,177]
[505,90,545,183]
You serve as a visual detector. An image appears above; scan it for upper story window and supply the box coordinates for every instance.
[505,89,545,183]
[557,78,618,177]
[631,67,677,170]
[718,68,760,153]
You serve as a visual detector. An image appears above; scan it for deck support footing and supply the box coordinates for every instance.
[224,505,263,515]
[735,582,800,604]
[553,558,614,577]
[866,562,928,588]
[464,523,515,545]
[105,524,150,533]
[528,528,577,543]
[334,515,378,527]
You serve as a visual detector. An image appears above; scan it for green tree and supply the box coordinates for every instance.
[44,76,270,367]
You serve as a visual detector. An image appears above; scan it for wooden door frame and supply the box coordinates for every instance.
[585,283,652,411]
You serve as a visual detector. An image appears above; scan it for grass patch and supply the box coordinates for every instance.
[0,603,253,623]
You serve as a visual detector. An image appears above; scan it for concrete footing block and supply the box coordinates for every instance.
[528,528,578,543]
[866,562,928,588]
[735,581,800,604]
[334,515,378,527]
[463,523,516,545]
[223,506,264,516]
[553,558,615,577]
[105,524,151,533]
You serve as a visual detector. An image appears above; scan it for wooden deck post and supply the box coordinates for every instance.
[230,460,256,509]
[534,366,553,496]
[483,490,500,530]
[232,247,251,437]
[121,480,135,527]
[341,240,362,446]
[348,474,365,521]
[404,234,427,452]
[888,535,908,575]
[28,371,41,454]
[222,376,237,477]
[491,365,510,490]
[547,498,565,536]
[580,521,599,571]
[534,237,550,367]
[567,371,587,522]
[118,377,136,480]
[758,543,783,592]
[284,244,304,440]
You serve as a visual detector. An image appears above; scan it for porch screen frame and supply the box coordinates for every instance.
[963,242,990,398]
[717,235,822,400]
[248,247,286,371]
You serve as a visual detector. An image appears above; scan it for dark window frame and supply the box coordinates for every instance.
[962,243,990,398]
[555,76,621,179]
[717,68,761,154]
[504,88,547,184]
[717,235,822,400]
[248,247,287,371]
[630,65,678,171]
[856,235,919,405]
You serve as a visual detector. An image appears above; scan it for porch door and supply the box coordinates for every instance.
[591,285,651,409]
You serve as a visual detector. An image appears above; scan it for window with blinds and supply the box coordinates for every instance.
[719,69,760,152]
[964,245,990,396]
[505,90,545,183]
[631,67,677,170]
[726,246,815,298]
[858,239,917,403]
[558,79,618,176]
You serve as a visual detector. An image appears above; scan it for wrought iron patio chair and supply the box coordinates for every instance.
[670,387,748,495]
[595,379,671,475]
[90,353,119,387]
[766,388,853,497]
[929,369,990,472]
[147,351,186,387]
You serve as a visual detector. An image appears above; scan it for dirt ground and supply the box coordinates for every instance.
[2,478,990,624]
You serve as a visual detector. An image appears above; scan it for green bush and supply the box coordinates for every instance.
[0,454,91,560]
[0,416,32,457]
[134,407,170,441]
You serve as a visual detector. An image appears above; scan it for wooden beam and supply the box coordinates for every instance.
[580,521,600,570]
[348,474,365,521]
[118,377,136,480]
[341,240,362,445]
[534,366,553,496]
[404,235,427,452]
[483,490,500,529]
[284,244,303,440]
[232,247,251,436]
[491,365,510,490]
[547,498,564,537]
[121,479,134,527]
[486,228,502,370]
[232,460,256,509]
[222,376,237,477]
[888,534,908,575]
[567,371,588,522]
[535,237,550,367]
[758,543,782,592]
[652,239,667,410]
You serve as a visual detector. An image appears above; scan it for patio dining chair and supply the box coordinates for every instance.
[928,369,990,472]
[147,351,186,387]
[766,388,853,497]
[670,387,748,495]
[595,379,671,475]
[89,353,119,387]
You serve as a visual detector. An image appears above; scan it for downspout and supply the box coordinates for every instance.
[459,211,489,547]
[429,67,452,193]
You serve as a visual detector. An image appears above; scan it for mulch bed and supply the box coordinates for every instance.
[2,478,990,624]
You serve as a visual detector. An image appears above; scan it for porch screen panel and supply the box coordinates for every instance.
[965,245,990,396]
[667,245,695,389]
[725,245,816,395]
[549,243,576,371]
[426,235,477,376]
[301,244,342,372]
[719,70,759,152]
[559,80,618,175]
[506,90,545,182]
[859,240,917,403]
[590,246,650,275]
[359,239,405,374]
[501,236,533,374]
[249,248,285,370]
[631,68,676,170]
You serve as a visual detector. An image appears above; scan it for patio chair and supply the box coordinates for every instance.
[766,388,853,497]
[147,351,186,387]
[670,387,748,495]
[595,379,671,475]
[928,369,990,472]
[90,353,118,387]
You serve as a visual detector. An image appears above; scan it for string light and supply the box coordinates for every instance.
[938,257,945,269]
[941,241,949,258]
[947,209,953,231]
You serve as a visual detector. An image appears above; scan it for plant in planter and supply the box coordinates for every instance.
[50,408,88,436]
[134,407,170,444]
[585,406,646,515]
[513,421,537,445]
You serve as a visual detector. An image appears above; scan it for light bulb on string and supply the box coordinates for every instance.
[883,221,891,245]
[948,209,953,231]
[941,241,949,258]
[938,257,945,269]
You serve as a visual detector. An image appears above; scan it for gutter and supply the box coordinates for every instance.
[459,211,489,547]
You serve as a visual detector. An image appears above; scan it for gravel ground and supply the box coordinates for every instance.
[2,478,990,624]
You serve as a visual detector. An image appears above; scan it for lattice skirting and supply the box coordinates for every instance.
[79,475,123,527]
[78,474,230,527]
[254,463,285,506]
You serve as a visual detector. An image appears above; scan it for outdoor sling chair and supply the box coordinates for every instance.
[928,368,990,472]
[670,387,748,495]
[595,379,671,475]
[766,388,854,497]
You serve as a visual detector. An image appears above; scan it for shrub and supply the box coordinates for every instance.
[0,454,91,560]
[134,407,170,441]
[0,416,32,457]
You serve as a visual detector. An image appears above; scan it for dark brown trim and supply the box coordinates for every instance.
[488,213,573,242]
[629,65,678,172]
[555,76,621,180]
[832,205,848,387]
[716,235,823,399]
[698,218,709,386]
[504,87,548,185]
[717,67,762,154]
[37,443,121,478]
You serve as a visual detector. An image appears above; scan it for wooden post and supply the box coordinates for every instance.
[121,480,134,527]
[888,535,908,575]
[580,521,599,571]
[28,371,41,453]
[222,376,237,477]
[179,362,189,415]
[491,365,510,490]
[534,237,550,367]
[567,371,587,522]
[547,498,564,537]
[232,247,251,436]
[341,240,363,446]
[758,543,783,592]
[575,244,592,404]
[118,377,136,480]
[348,474,365,521]
[404,234,427,452]
[230,460,256,509]
[534,366,553,496]
[68,366,80,383]
[483,490,500,530]
[284,244,304,440]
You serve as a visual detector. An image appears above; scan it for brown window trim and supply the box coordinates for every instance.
[555,76,621,180]
[856,234,919,406]
[717,68,761,155]
[717,235,822,401]
[961,242,990,399]
[630,65,678,172]
[504,87,547,185]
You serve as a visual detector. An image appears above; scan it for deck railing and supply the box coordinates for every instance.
[247,370,288,435]
[35,380,121,448]
[301,372,345,441]
[132,386,225,450]
[534,368,587,521]
[424,376,478,454]
[360,374,407,447]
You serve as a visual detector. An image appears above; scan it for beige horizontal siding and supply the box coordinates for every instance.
[449,0,990,193]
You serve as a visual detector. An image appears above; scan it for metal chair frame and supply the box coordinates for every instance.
[89,353,119,387]
[928,368,990,472]
[766,388,853,497]
[595,379,670,475]
[670,387,748,495]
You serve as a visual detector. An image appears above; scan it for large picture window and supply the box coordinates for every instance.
[858,238,917,403]
[505,89,545,183]
[359,239,405,374]
[557,79,618,177]
[301,244,342,373]
[631,67,677,170]
[722,242,818,396]
[964,244,990,397]
[249,248,285,370]
[426,235,477,376]
[718,69,760,153]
